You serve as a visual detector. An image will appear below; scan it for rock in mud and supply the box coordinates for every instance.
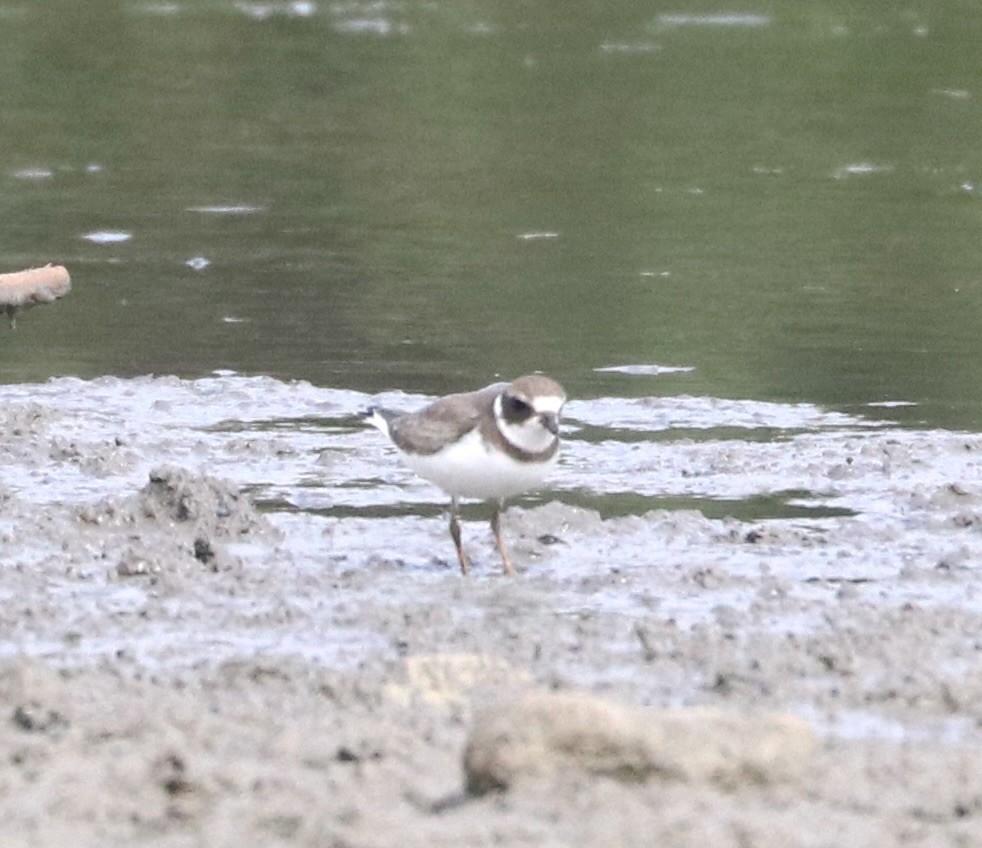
[0,264,71,329]
[464,689,815,795]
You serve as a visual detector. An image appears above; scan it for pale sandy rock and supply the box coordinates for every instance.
[464,690,816,794]
[0,264,71,328]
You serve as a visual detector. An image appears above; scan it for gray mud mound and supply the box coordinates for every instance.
[138,466,270,538]
[78,466,276,540]
[464,689,815,794]
[73,467,279,586]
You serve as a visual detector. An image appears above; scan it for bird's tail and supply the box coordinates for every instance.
[359,406,400,438]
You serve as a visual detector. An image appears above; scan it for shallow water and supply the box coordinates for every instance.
[0,1,980,431]
[0,372,920,516]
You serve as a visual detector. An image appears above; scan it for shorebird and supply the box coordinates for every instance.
[363,375,566,574]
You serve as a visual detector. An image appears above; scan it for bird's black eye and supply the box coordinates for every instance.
[502,394,532,421]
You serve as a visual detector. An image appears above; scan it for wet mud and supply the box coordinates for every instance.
[1,375,981,846]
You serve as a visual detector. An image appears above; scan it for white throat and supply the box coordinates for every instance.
[494,395,561,455]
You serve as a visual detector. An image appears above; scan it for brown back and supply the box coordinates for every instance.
[388,382,506,456]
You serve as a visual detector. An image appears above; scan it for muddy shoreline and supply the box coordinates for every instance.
[1,375,981,846]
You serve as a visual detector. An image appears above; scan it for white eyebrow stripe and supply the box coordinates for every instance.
[531,396,565,414]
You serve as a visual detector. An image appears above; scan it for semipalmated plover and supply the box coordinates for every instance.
[363,375,566,575]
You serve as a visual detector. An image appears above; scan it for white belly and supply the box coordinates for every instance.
[401,428,557,500]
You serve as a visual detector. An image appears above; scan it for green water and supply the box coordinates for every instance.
[2,1,981,428]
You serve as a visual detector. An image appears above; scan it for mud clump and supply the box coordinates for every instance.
[464,690,815,795]
[75,467,277,585]
[139,467,269,539]
[0,660,72,737]
[79,466,273,538]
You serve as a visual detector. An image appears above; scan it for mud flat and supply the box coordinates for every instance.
[0,375,981,846]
